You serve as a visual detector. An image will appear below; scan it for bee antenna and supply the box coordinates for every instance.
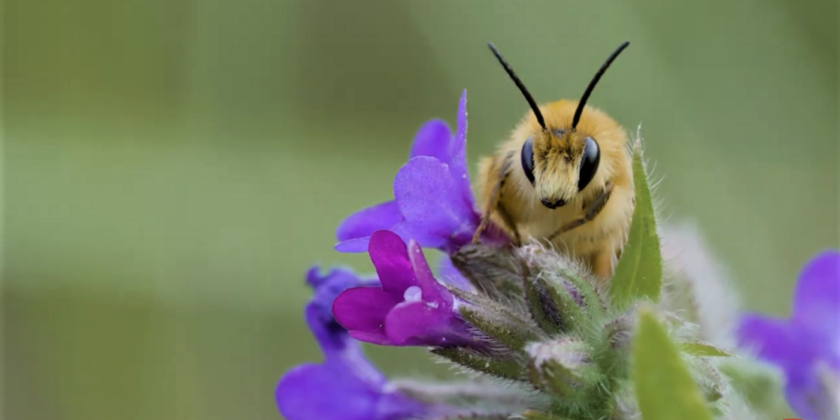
[572,41,630,130]
[488,42,546,130]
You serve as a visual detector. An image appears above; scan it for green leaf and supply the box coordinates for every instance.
[680,341,731,357]
[632,306,713,420]
[610,139,663,310]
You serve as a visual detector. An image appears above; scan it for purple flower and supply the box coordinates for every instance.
[276,267,446,420]
[335,90,507,255]
[333,230,480,347]
[737,250,840,420]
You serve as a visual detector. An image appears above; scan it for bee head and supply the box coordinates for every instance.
[488,40,629,210]
[521,127,600,209]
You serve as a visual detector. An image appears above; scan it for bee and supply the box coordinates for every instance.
[472,41,635,281]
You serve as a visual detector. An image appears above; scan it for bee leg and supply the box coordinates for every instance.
[548,181,614,240]
[494,200,521,246]
[472,182,500,244]
[473,153,521,245]
[473,182,522,246]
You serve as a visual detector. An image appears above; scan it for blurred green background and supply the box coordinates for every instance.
[3,0,837,419]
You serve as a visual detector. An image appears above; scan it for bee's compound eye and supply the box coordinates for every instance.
[578,136,600,191]
[521,137,536,185]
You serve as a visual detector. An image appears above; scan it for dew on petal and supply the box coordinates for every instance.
[404,286,423,303]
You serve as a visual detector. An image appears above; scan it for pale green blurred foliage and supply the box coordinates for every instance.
[2,1,836,419]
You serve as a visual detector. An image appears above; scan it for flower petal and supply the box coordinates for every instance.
[409,119,453,161]
[369,230,417,293]
[334,91,502,255]
[305,301,350,355]
[305,266,328,288]
[336,200,403,242]
[276,362,381,420]
[385,300,472,347]
[437,255,473,291]
[449,90,473,203]
[333,286,402,333]
[394,157,476,243]
[278,264,442,420]
[783,379,825,420]
[737,314,814,375]
[390,222,459,251]
[334,236,373,253]
[407,239,447,304]
[793,250,840,342]
[347,330,393,346]
[307,267,378,322]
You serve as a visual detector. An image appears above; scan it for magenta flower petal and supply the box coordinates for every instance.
[407,239,448,303]
[336,200,402,243]
[409,119,454,161]
[345,330,392,346]
[303,267,378,350]
[333,287,403,333]
[333,230,480,348]
[385,300,471,346]
[368,230,416,293]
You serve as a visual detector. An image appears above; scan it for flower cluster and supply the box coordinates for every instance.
[274,90,839,420]
[275,267,450,420]
[334,90,507,254]
[333,230,479,348]
[277,91,528,420]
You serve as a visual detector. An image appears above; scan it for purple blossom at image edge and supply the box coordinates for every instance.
[737,249,840,420]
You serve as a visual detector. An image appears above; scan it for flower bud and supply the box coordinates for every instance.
[525,336,594,398]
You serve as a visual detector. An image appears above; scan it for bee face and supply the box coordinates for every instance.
[477,40,633,280]
[521,128,602,209]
